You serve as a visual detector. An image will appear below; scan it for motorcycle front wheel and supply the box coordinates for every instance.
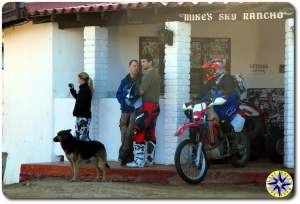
[174,139,208,184]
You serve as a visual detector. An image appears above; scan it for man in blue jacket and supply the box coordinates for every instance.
[116,59,140,166]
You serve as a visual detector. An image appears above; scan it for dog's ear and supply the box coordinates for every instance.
[66,129,72,133]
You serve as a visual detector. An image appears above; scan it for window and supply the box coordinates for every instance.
[190,38,231,100]
[139,37,165,94]
[139,37,231,99]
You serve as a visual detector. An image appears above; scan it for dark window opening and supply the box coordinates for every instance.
[139,37,165,95]
[190,38,231,101]
[139,36,231,99]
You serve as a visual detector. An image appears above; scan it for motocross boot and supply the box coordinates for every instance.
[145,141,156,167]
[126,142,145,168]
[229,132,243,155]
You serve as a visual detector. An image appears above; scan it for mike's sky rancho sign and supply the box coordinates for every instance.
[179,11,293,22]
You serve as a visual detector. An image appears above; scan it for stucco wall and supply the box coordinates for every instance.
[52,24,84,98]
[2,22,54,184]
[53,98,75,159]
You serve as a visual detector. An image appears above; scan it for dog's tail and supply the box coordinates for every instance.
[106,163,110,168]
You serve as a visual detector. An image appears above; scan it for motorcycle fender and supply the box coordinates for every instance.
[230,113,246,132]
[175,123,199,137]
[239,104,260,117]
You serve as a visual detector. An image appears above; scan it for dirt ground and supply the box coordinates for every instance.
[2,177,282,199]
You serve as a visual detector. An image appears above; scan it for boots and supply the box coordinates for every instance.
[126,142,145,168]
[145,141,156,167]
[229,132,242,154]
[119,145,134,166]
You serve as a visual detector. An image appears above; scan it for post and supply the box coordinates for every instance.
[83,26,108,140]
[163,21,191,164]
[284,18,294,168]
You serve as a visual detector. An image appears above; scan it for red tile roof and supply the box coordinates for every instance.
[27,2,120,16]
[26,2,203,16]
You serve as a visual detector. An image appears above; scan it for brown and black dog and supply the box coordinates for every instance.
[53,129,109,182]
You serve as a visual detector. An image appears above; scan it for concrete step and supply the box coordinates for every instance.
[20,160,294,185]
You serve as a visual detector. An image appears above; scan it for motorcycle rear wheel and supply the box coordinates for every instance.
[266,126,284,163]
[174,139,208,184]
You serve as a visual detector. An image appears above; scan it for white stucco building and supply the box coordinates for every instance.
[2,2,295,184]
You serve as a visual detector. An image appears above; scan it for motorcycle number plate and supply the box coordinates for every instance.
[230,113,245,132]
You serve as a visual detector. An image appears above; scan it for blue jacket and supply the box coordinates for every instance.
[200,74,240,121]
[116,74,139,113]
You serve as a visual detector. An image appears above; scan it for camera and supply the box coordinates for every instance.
[68,83,74,88]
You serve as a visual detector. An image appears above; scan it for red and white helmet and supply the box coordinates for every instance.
[200,57,225,81]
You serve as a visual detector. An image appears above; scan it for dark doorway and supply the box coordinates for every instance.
[190,38,231,101]
[139,37,165,94]
[139,36,231,100]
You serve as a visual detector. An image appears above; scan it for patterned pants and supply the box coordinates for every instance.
[134,101,160,144]
[75,117,91,141]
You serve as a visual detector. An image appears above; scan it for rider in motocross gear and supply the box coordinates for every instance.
[200,57,240,151]
[127,54,161,168]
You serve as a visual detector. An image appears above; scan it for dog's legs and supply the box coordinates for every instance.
[94,157,100,181]
[102,167,107,182]
[98,159,107,182]
[72,160,79,182]
[69,160,76,181]
[68,154,77,182]
[96,167,101,181]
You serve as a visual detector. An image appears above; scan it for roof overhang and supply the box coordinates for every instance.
[2,2,295,29]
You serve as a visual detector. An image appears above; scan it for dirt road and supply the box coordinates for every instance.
[2,177,281,199]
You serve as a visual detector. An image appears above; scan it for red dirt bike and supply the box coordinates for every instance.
[174,99,251,184]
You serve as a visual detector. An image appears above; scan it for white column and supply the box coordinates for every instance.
[284,18,294,168]
[163,21,191,164]
[83,26,108,140]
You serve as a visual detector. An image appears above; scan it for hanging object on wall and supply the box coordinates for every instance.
[158,25,173,46]
[279,64,285,73]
